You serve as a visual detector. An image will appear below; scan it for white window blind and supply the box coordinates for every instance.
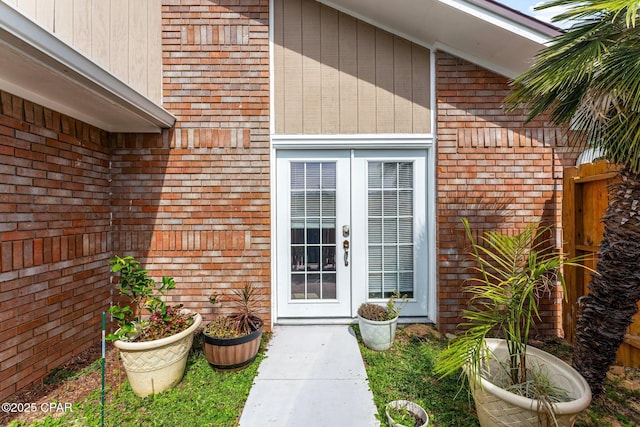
[367,162,414,298]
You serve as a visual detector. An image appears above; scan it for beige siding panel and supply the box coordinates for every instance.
[128,1,147,96]
[274,0,286,133]
[301,0,321,134]
[73,0,91,55]
[375,30,394,133]
[110,0,129,83]
[394,37,413,133]
[54,0,73,44]
[16,0,36,19]
[275,0,431,135]
[320,5,339,134]
[91,0,110,69]
[147,0,162,103]
[338,13,358,134]
[412,45,431,133]
[283,0,303,134]
[35,0,54,30]
[357,21,376,134]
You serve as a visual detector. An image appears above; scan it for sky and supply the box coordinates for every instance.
[499,0,567,24]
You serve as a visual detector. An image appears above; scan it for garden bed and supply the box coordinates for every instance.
[1,333,268,427]
[360,324,640,427]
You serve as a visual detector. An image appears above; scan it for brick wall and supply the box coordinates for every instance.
[435,52,578,337]
[109,0,271,325]
[0,91,111,401]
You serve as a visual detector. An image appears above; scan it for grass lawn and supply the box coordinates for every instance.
[360,325,640,427]
[5,333,269,427]
[359,324,479,427]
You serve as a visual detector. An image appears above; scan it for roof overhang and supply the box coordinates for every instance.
[318,0,561,79]
[0,1,175,133]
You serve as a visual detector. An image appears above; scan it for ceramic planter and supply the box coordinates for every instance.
[386,400,429,427]
[114,312,202,397]
[357,315,398,351]
[470,338,591,427]
[203,319,263,371]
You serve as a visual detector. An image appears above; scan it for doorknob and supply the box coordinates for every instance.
[343,240,349,266]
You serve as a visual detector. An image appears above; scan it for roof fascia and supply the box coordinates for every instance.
[0,1,175,132]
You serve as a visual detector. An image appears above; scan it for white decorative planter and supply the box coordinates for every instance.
[386,400,429,427]
[471,338,591,427]
[114,312,202,397]
[357,315,398,351]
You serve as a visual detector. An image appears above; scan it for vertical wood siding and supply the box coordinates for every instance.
[274,0,431,134]
[9,0,162,103]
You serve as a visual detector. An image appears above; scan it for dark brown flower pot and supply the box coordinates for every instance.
[203,320,263,371]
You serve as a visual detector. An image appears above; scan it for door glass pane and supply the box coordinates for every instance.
[290,162,337,300]
[367,161,415,298]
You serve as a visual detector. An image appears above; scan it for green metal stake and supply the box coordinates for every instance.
[101,312,106,427]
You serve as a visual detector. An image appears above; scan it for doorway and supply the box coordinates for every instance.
[275,148,429,320]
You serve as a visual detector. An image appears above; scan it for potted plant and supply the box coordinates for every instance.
[202,283,264,371]
[357,291,404,351]
[435,220,591,427]
[107,255,202,397]
[385,400,429,427]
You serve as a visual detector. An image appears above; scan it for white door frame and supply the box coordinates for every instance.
[271,135,437,325]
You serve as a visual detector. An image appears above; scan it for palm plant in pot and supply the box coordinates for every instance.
[107,255,202,397]
[202,283,264,371]
[435,220,591,427]
[357,291,404,351]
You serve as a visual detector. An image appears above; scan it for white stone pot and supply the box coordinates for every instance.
[470,338,592,427]
[386,400,429,427]
[114,312,202,397]
[357,315,398,351]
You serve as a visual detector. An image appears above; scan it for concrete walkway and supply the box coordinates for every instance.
[239,325,380,427]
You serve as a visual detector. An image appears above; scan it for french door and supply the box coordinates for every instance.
[275,149,428,320]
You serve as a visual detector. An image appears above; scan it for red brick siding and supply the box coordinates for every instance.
[435,52,578,337]
[0,91,111,401]
[109,0,271,325]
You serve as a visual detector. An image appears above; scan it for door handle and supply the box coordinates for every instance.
[343,240,349,266]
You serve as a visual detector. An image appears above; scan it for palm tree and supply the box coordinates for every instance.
[506,0,640,396]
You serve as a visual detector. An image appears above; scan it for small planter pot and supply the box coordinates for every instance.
[114,312,202,397]
[203,319,263,371]
[470,338,592,427]
[386,400,429,427]
[357,315,398,351]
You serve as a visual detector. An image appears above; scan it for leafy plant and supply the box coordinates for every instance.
[434,219,589,392]
[203,283,263,338]
[203,316,242,339]
[387,404,422,426]
[358,290,405,321]
[107,255,194,342]
[228,282,262,335]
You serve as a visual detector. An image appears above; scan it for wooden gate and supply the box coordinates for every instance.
[562,160,640,366]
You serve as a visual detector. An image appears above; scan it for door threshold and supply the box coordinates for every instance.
[275,317,433,325]
[275,317,357,326]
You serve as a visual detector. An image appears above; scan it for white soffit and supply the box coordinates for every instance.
[318,0,561,78]
[0,1,175,133]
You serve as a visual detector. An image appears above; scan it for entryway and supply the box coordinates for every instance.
[275,147,432,321]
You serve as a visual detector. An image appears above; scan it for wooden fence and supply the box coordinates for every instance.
[562,160,640,367]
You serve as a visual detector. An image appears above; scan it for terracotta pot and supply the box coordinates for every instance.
[358,315,398,351]
[470,338,591,427]
[114,312,202,397]
[203,319,263,371]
